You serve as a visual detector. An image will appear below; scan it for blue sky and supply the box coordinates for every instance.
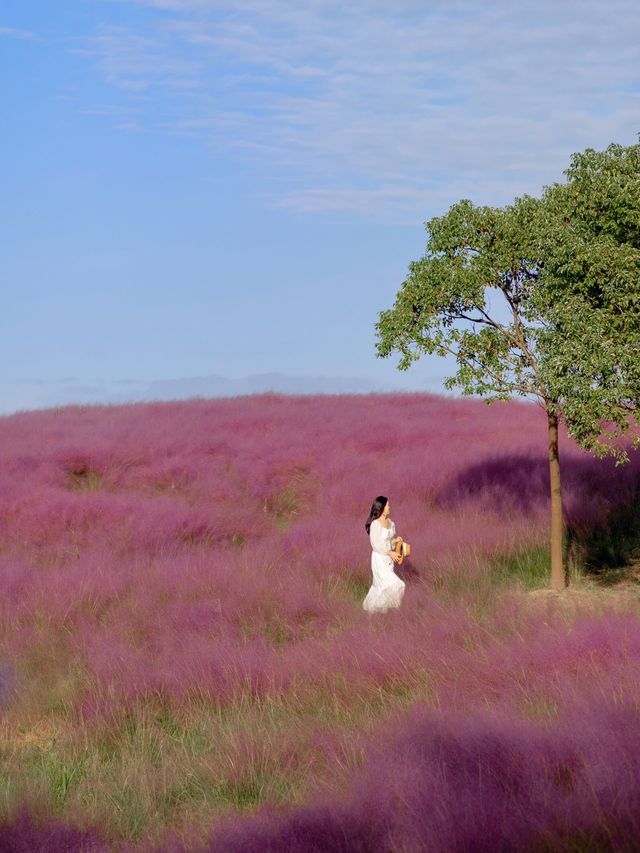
[2,0,639,413]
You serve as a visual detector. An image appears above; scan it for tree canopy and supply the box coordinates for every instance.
[376,142,640,461]
[533,143,640,459]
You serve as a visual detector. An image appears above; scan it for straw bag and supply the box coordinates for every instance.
[394,540,411,564]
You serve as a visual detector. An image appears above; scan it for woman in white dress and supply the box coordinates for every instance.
[363,495,405,613]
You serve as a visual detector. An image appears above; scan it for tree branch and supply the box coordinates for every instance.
[423,338,544,400]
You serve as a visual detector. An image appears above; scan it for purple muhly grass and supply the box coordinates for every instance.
[493,611,640,714]
[205,803,390,853]
[61,540,337,711]
[360,700,640,852]
[207,699,640,853]
[0,809,108,852]
[3,394,634,578]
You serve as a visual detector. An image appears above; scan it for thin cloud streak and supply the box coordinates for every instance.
[0,25,39,40]
[87,1,640,218]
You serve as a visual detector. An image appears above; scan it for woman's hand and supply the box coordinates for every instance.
[390,551,402,564]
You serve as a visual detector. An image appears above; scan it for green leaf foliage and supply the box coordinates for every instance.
[376,142,640,460]
[534,144,640,459]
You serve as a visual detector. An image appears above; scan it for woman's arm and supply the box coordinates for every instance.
[389,521,404,550]
[369,520,391,556]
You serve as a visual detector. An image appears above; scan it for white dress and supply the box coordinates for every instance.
[362,518,405,613]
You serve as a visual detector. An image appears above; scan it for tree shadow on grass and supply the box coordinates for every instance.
[573,502,640,578]
[435,452,640,577]
[587,559,640,588]
[436,454,552,515]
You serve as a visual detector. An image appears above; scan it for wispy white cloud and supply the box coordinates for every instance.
[0,25,39,40]
[77,24,202,92]
[84,0,640,219]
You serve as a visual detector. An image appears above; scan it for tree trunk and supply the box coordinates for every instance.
[547,409,566,590]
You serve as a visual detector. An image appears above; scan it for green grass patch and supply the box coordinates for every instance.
[490,543,550,590]
[521,695,560,722]
[68,468,103,491]
[323,573,371,604]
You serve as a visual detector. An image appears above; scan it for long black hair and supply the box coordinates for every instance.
[365,495,388,534]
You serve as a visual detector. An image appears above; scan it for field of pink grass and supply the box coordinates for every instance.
[1,393,640,851]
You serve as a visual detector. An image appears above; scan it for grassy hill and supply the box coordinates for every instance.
[1,393,640,850]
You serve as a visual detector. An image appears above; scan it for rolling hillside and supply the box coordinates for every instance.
[1,394,640,851]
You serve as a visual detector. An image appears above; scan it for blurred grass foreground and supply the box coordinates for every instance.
[1,393,640,851]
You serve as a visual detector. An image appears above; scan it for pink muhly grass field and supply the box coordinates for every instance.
[1,393,640,851]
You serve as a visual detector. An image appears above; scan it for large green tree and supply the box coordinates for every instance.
[376,142,640,590]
